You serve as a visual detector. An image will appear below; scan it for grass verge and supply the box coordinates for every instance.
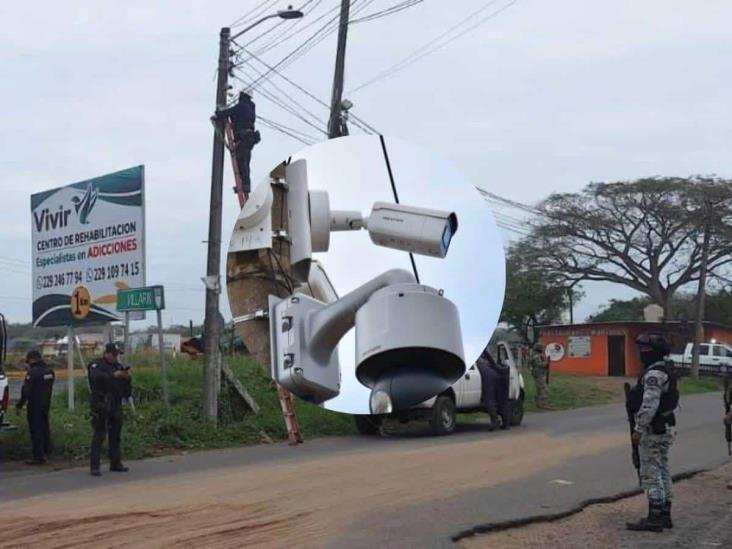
[1,354,355,462]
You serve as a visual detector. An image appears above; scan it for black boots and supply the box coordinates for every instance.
[626,502,664,532]
[660,501,673,529]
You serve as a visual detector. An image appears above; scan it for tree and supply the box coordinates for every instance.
[590,297,651,322]
[500,243,579,344]
[523,177,732,317]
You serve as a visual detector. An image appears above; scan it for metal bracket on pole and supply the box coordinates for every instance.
[273,229,291,242]
[201,275,221,294]
[232,309,268,325]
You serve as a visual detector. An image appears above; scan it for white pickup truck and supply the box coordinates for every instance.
[354,341,526,436]
[0,369,9,428]
[669,342,732,376]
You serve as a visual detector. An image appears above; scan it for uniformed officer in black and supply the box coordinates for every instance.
[16,349,55,465]
[214,91,261,194]
[88,342,131,476]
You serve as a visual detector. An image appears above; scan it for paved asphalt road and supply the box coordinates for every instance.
[1,392,729,548]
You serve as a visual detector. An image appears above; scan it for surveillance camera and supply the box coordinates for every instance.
[366,202,458,259]
[355,283,465,412]
[236,159,459,283]
[269,269,465,408]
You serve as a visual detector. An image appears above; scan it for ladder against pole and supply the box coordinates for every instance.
[225,121,249,208]
[225,140,304,445]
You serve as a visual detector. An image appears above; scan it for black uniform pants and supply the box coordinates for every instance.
[90,408,123,470]
[235,143,252,193]
[27,406,51,461]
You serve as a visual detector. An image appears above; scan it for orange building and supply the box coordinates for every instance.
[538,321,732,377]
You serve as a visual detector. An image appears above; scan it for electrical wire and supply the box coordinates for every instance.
[350,0,423,24]
[235,46,380,135]
[232,72,329,137]
[257,116,319,145]
[246,0,317,47]
[248,0,378,90]
[230,0,279,28]
[350,0,519,93]
[235,59,328,130]
[254,0,324,54]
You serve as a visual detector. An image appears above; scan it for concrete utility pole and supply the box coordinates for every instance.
[202,26,231,422]
[691,201,711,380]
[327,0,351,138]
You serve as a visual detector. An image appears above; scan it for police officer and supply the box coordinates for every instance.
[88,343,131,476]
[476,348,501,430]
[626,333,678,532]
[15,349,54,465]
[214,91,261,194]
[529,343,550,409]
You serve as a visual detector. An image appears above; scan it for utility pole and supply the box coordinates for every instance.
[202,26,231,422]
[327,0,351,138]
[691,201,711,380]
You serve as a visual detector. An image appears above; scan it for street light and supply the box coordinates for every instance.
[231,8,304,41]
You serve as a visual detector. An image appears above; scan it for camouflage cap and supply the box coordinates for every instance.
[533,342,545,352]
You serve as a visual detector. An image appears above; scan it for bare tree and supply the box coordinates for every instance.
[522,177,732,317]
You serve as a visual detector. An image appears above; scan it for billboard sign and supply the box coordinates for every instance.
[31,166,145,327]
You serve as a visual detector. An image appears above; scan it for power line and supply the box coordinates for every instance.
[350,0,520,93]
[350,0,424,24]
[248,0,378,90]
[235,44,379,134]
[235,56,328,129]
[246,0,317,47]
[257,115,319,145]
[232,72,329,136]
[254,0,325,54]
[230,0,279,28]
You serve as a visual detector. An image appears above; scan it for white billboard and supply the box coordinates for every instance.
[31,166,145,327]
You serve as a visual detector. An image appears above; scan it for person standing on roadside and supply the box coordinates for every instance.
[529,343,550,409]
[88,343,131,476]
[626,333,678,532]
[16,349,54,465]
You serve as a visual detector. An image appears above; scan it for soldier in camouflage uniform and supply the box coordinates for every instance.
[626,333,678,532]
[529,343,550,409]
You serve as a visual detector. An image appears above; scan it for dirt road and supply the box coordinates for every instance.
[1,392,728,548]
[461,462,732,548]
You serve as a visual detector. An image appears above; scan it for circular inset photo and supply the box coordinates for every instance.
[226,135,505,415]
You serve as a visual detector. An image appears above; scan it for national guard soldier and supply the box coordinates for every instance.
[88,343,131,476]
[529,343,550,409]
[16,349,55,465]
[626,332,679,532]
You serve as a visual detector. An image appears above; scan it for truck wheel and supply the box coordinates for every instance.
[509,393,525,426]
[354,415,383,436]
[429,396,456,436]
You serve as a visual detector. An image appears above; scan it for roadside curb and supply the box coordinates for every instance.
[451,468,707,543]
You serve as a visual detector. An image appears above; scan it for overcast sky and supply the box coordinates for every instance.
[2,0,731,328]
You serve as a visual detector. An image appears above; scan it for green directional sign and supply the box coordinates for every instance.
[117,285,165,312]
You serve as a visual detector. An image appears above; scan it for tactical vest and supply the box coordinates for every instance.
[626,361,679,434]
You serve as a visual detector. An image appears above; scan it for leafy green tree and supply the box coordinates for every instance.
[523,177,732,317]
[500,243,580,344]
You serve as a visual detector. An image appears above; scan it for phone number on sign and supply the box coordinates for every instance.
[36,271,84,290]
[85,261,141,283]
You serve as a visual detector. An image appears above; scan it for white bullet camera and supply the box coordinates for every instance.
[284,159,458,282]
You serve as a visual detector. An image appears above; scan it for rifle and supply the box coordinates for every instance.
[724,377,731,456]
[624,382,641,485]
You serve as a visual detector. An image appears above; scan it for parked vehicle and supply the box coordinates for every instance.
[669,342,732,376]
[354,341,526,436]
[0,313,9,427]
